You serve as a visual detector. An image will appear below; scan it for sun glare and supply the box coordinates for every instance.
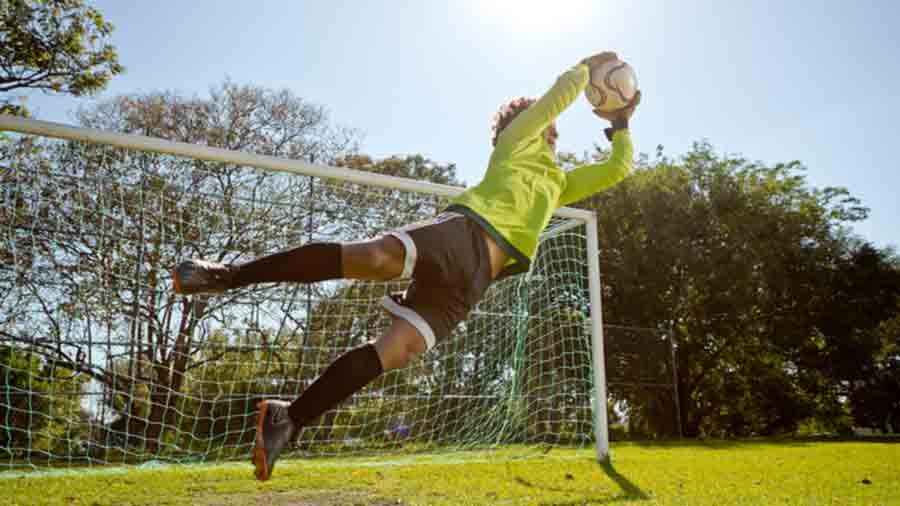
[478,0,591,32]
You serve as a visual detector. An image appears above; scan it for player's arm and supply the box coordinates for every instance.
[558,129,633,206]
[558,91,641,206]
[494,53,617,153]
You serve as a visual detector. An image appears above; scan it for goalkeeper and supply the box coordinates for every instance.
[172,51,640,481]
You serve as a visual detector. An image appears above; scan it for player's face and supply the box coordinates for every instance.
[543,123,558,150]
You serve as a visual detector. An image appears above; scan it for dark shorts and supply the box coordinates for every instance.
[381,212,493,349]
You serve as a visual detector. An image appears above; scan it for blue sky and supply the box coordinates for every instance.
[21,0,900,249]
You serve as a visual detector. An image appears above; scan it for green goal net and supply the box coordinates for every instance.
[0,117,607,470]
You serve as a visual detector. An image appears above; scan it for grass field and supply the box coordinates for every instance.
[3,441,899,505]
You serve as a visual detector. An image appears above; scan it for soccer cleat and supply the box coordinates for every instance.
[252,400,298,481]
[172,259,235,295]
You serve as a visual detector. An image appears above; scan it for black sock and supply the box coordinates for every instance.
[287,343,384,427]
[231,242,342,288]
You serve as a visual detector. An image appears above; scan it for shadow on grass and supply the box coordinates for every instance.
[598,460,650,502]
[511,460,649,505]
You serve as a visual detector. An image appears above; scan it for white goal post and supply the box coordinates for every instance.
[0,114,610,462]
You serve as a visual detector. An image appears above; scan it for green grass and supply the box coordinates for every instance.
[4,441,899,505]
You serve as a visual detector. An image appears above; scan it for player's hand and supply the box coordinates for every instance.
[580,51,618,70]
[593,90,641,124]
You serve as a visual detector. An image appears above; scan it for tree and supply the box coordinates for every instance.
[849,318,900,433]
[814,243,900,385]
[570,142,871,437]
[0,346,86,458]
[0,0,123,115]
[831,246,900,432]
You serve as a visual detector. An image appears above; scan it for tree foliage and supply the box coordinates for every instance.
[0,346,86,457]
[0,0,123,115]
[566,141,899,436]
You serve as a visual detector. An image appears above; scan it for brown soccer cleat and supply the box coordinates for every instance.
[172,259,235,295]
[252,400,297,481]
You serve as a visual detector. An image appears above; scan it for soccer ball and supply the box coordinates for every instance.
[585,59,638,112]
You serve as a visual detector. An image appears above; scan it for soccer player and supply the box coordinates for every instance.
[172,52,640,481]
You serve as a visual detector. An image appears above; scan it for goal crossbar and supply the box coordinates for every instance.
[0,115,594,222]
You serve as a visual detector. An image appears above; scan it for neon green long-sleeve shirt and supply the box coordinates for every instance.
[447,63,634,278]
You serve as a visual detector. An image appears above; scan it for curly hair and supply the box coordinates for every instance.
[491,96,536,147]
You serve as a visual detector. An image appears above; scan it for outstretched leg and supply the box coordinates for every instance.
[173,236,406,295]
[252,319,426,481]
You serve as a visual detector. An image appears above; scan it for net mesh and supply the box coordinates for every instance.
[1,135,599,470]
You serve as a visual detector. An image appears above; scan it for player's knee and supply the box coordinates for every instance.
[382,349,412,371]
[379,336,425,371]
[399,343,424,369]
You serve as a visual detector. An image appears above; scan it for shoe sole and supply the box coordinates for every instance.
[171,263,226,296]
[253,401,270,481]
